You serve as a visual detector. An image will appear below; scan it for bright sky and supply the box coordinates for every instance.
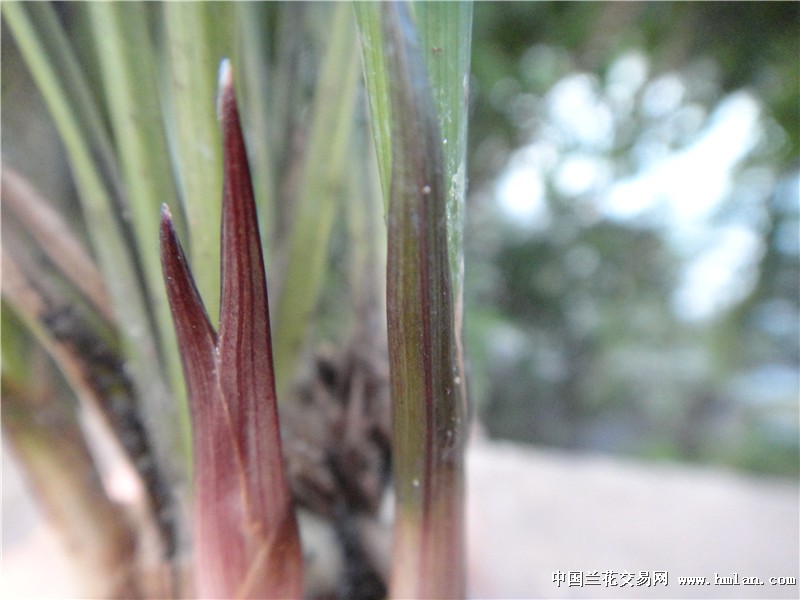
[496,51,767,322]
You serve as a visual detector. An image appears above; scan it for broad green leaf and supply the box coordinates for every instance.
[354,2,393,209]
[416,1,472,348]
[272,2,361,397]
[235,2,279,253]
[355,2,472,283]
[164,2,234,326]
[87,3,188,426]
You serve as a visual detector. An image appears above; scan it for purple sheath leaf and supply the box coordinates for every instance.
[217,60,302,599]
[161,205,245,597]
[160,61,302,599]
[160,204,218,411]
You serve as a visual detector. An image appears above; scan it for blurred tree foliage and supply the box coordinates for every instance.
[465,2,799,476]
[469,2,798,181]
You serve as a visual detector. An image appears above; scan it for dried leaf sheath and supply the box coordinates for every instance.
[160,61,302,599]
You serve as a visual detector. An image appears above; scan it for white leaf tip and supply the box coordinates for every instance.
[217,58,233,120]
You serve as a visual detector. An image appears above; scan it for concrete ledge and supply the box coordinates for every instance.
[4,441,798,599]
[466,441,799,599]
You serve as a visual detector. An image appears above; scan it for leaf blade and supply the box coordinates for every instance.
[379,3,467,598]
[272,3,361,397]
[354,2,393,209]
[162,202,247,598]
[4,0,189,488]
[160,205,218,404]
[164,2,234,324]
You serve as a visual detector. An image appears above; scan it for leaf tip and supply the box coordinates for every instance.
[160,202,172,223]
[159,204,180,254]
[159,204,174,247]
[216,58,233,120]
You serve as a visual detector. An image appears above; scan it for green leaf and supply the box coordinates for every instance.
[164,2,234,326]
[376,3,468,597]
[235,2,279,252]
[354,2,393,209]
[86,3,189,418]
[272,2,361,397]
[416,1,472,329]
[2,2,187,464]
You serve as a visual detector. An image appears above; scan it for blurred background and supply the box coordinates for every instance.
[463,2,798,478]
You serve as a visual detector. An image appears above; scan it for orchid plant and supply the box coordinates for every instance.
[159,61,302,599]
[2,2,471,598]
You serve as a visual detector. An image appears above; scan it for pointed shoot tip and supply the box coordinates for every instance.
[217,58,233,120]
[160,204,175,243]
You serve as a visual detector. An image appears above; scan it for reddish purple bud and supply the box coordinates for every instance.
[160,59,302,599]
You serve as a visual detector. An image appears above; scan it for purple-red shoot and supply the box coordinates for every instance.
[160,60,302,600]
